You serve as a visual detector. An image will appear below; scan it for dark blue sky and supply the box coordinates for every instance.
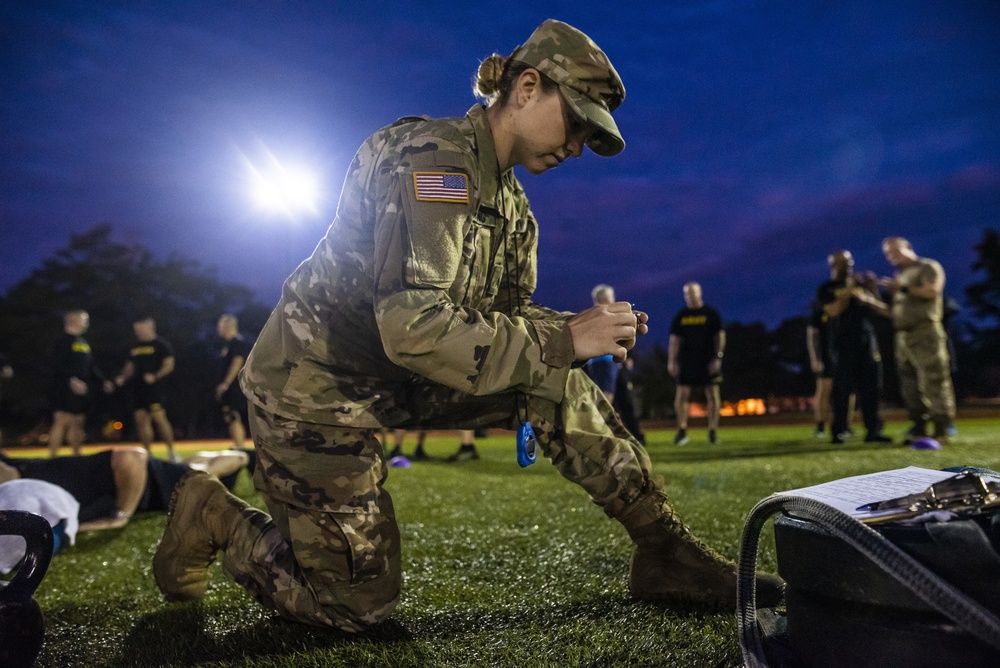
[2,1,998,341]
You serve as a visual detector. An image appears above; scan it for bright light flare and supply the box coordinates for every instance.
[248,157,320,214]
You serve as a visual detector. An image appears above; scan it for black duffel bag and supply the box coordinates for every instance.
[739,468,1000,668]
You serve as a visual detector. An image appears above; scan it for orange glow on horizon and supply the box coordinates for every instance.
[697,399,768,418]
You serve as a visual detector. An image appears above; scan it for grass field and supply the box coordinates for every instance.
[15,418,1000,667]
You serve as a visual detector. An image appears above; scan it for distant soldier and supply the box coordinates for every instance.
[667,283,724,445]
[586,284,644,444]
[806,301,833,438]
[215,314,251,449]
[880,237,956,442]
[807,300,859,440]
[115,317,178,461]
[816,251,892,445]
[48,310,113,457]
[614,358,646,445]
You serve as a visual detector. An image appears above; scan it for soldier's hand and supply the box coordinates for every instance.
[568,301,638,362]
[634,310,649,337]
[143,373,157,385]
[69,377,88,396]
[615,309,649,362]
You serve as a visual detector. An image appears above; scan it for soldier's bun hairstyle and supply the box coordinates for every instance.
[474,53,558,107]
[472,53,510,105]
[474,54,508,100]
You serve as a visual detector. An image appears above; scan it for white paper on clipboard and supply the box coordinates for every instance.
[774,466,1000,521]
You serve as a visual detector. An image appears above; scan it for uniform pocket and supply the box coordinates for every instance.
[333,510,391,584]
[282,502,391,586]
[252,414,392,585]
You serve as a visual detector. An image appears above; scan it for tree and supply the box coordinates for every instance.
[767,316,810,395]
[960,228,1000,397]
[721,322,774,401]
[632,343,675,420]
[0,225,271,439]
[966,229,1000,326]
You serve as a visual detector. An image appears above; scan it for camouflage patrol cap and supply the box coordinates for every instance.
[510,19,626,156]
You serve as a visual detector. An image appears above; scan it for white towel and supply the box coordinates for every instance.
[0,479,80,574]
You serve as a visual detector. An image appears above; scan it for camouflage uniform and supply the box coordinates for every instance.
[224,50,656,624]
[890,256,956,433]
[156,19,788,625]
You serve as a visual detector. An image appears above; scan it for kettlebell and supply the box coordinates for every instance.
[0,510,53,668]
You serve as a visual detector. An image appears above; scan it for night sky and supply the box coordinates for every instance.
[2,1,998,345]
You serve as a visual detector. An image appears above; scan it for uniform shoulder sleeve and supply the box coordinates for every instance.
[388,130,478,289]
[918,258,944,285]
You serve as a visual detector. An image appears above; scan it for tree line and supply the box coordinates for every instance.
[1,225,997,441]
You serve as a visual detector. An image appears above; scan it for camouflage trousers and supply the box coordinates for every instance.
[225,369,655,631]
[895,324,956,426]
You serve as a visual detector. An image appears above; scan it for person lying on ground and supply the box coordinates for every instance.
[0,447,248,531]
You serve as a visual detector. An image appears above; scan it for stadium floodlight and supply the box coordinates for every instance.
[248,156,320,214]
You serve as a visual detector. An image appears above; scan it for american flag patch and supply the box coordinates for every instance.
[413,172,469,203]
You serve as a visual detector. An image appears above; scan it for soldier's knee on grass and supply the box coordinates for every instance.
[263,502,402,632]
[311,574,401,633]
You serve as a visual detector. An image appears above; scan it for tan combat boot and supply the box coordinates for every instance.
[153,470,250,601]
[619,490,785,609]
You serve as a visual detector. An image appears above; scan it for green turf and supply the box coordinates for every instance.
[21,419,1000,667]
